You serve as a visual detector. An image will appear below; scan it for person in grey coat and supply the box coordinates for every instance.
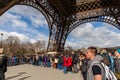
[86,47,105,80]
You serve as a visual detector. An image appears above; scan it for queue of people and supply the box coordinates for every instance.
[1,47,120,80]
[23,47,120,80]
[29,52,80,74]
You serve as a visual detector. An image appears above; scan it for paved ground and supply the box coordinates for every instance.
[5,64,83,80]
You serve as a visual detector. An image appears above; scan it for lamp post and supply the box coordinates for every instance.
[1,33,3,48]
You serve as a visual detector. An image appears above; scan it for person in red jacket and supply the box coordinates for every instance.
[63,56,67,67]
[63,54,68,73]
[67,54,73,72]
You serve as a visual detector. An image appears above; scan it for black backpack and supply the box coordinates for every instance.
[91,61,117,80]
[80,59,88,73]
[73,55,79,64]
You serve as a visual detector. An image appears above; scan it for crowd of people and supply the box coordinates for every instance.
[0,47,120,80]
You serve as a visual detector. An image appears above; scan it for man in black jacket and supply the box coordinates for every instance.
[72,52,79,73]
[0,54,7,80]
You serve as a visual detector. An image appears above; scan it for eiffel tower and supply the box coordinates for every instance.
[0,0,120,52]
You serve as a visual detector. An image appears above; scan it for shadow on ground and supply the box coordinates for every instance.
[18,76,31,80]
[6,72,31,80]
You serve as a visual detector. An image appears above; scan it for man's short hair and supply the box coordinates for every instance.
[87,47,98,55]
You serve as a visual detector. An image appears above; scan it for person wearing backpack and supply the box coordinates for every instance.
[86,47,117,80]
[0,53,7,80]
[86,47,104,80]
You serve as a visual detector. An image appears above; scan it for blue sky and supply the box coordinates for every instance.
[0,5,120,49]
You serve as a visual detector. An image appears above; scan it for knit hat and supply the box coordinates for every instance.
[117,48,120,54]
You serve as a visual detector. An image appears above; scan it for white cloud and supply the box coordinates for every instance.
[8,5,37,17]
[65,23,120,49]
[0,31,29,42]
[29,39,37,43]
[37,34,48,41]
[11,19,28,28]
[30,14,47,27]
[27,33,48,48]
[0,12,21,25]
[70,23,95,39]
[0,5,49,49]
[10,32,29,42]
[8,5,48,28]
[0,10,28,29]
[0,30,49,46]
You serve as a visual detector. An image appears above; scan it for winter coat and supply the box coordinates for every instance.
[63,56,68,67]
[67,57,72,67]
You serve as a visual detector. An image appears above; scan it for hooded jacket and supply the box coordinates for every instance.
[87,55,105,80]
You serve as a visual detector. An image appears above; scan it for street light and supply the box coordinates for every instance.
[1,33,3,48]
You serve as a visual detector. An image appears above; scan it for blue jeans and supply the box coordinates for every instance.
[47,62,51,67]
[14,61,16,66]
[63,66,67,74]
[38,61,41,66]
[30,60,33,64]
[58,64,63,70]
[109,63,115,72]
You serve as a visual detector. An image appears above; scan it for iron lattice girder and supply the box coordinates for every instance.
[68,15,119,35]
[54,19,70,52]
[0,0,21,15]
[47,24,57,51]
[47,0,119,16]
[0,0,12,9]
[48,0,67,16]
[69,0,118,15]
[0,0,120,27]
[67,6,120,32]
[0,0,120,52]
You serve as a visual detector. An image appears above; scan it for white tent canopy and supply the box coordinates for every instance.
[47,52,57,55]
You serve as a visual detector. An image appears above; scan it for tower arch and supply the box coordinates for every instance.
[0,0,120,52]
